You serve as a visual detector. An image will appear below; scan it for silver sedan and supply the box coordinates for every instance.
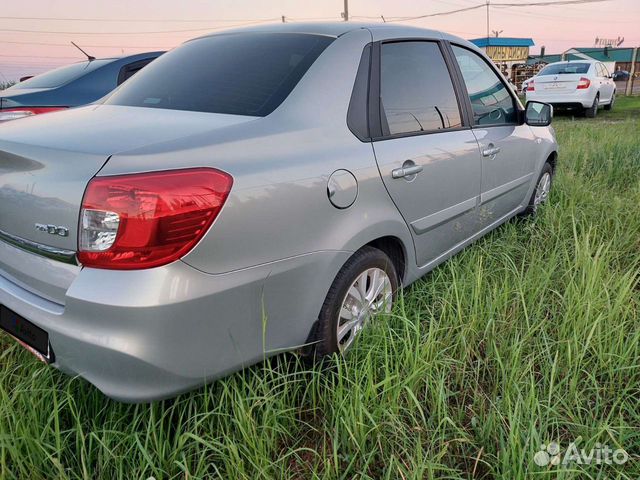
[0,22,557,401]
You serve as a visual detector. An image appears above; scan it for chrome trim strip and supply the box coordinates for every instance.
[480,172,534,204]
[0,228,77,265]
[410,196,478,235]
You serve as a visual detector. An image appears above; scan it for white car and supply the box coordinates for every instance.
[525,60,616,117]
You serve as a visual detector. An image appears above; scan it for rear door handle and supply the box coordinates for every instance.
[392,164,423,179]
[482,146,501,157]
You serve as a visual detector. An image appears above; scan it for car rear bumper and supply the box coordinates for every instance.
[0,246,269,402]
[526,90,594,108]
[0,238,350,402]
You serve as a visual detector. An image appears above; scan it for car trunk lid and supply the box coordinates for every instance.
[535,73,585,92]
[0,141,107,304]
[0,105,257,303]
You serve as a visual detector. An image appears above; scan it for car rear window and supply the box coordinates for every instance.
[105,33,334,117]
[538,63,591,75]
[9,60,112,89]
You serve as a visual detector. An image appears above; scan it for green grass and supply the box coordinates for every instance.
[1,97,639,480]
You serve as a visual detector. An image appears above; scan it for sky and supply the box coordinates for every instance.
[1,0,639,82]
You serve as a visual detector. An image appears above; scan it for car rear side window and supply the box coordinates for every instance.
[117,58,156,85]
[105,33,333,117]
[594,63,603,77]
[596,63,610,77]
[379,41,462,136]
[451,45,517,126]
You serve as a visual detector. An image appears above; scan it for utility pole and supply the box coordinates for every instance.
[485,0,490,39]
[342,0,349,21]
[626,47,638,96]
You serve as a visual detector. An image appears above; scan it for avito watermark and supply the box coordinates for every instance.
[534,438,629,467]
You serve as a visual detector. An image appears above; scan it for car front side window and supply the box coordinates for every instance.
[451,45,517,126]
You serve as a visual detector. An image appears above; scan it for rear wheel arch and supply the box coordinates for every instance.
[604,90,615,110]
[335,217,415,285]
[547,151,558,173]
[365,236,407,284]
[585,95,598,117]
[301,234,409,355]
[308,245,400,358]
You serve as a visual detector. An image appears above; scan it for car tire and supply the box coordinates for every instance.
[603,92,615,111]
[311,246,399,359]
[584,94,599,118]
[521,162,554,216]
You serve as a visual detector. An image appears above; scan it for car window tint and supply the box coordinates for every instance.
[538,62,591,75]
[105,33,333,117]
[8,60,112,90]
[597,63,609,77]
[117,58,156,85]
[595,63,603,76]
[379,41,462,136]
[451,45,516,126]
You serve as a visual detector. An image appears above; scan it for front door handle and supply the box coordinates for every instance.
[392,163,423,179]
[482,145,501,157]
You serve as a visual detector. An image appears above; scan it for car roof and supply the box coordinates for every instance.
[193,21,466,44]
[115,51,165,61]
[92,51,165,63]
[55,51,165,68]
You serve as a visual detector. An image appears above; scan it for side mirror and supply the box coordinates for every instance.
[525,101,553,127]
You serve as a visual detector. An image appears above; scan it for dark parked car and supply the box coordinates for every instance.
[612,70,630,81]
[0,52,163,122]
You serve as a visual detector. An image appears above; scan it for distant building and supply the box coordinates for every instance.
[469,37,535,77]
[526,54,564,65]
[470,38,638,91]
[526,47,639,80]
[561,47,638,74]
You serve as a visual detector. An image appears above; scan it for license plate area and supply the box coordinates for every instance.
[0,304,54,363]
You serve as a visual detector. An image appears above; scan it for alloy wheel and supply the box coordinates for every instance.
[534,171,552,207]
[336,267,392,352]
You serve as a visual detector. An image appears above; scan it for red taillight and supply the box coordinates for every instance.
[527,80,535,92]
[6,107,67,114]
[78,168,233,270]
[577,77,591,89]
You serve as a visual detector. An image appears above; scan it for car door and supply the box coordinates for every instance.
[450,44,537,224]
[594,63,605,101]
[597,63,615,101]
[371,40,482,268]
